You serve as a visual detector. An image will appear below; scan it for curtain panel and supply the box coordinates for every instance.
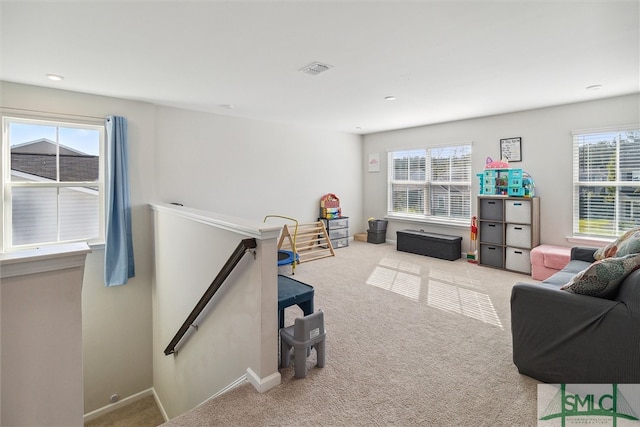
[104,115,135,286]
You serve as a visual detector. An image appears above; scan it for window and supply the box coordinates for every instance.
[387,144,472,225]
[2,116,105,251]
[573,127,640,237]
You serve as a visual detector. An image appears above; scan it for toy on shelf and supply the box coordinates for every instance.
[320,193,341,219]
[477,157,534,197]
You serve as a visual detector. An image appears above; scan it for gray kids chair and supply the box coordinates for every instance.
[280,310,326,378]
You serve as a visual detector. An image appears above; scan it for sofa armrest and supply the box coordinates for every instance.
[570,246,597,263]
[510,282,640,383]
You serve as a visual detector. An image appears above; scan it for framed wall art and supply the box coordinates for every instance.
[500,137,522,162]
[368,153,380,172]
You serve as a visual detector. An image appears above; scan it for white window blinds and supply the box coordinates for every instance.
[572,127,640,237]
[388,144,471,224]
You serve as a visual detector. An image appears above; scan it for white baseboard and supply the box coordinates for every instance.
[193,373,249,407]
[179,373,250,417]
[83,373,261,423]
[153,388,170,422]
[246,367,281,393]
[83,387,155,423]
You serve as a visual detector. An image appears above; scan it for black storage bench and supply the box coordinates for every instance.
[396,230,462,261]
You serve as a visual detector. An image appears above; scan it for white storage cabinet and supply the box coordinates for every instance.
[478,196,540,274]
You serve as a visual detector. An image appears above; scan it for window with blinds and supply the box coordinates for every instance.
[387,144,471,225]
[573,127,640,237]
[2,116,105,250]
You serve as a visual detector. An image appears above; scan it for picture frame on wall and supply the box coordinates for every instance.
[500,137,522,162]
[368,153,380,172]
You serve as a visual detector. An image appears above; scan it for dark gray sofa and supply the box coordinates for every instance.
[510,246,640,383]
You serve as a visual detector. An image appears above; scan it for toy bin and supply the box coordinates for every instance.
[367,230,386,244]
[368,219,388,232]
[505,224,532,247]
[479,221,503,245]
[479,198,504,221]
[396,230,461,261]
[505,247,531,274]
[505,200,532,223]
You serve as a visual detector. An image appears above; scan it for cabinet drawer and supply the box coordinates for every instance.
[479,198,504,221]
[332,237,349,249]
[505,224,531,248]
[505,200,531,223]
[505,247,531,274]
[479,221,503,244]
[322,218,349,229]
[328,228,349,240]
[480,244,504,268]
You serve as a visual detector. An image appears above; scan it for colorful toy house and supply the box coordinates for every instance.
[478,158,534,197]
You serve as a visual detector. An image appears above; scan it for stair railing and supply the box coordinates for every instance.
[164,238,257,356]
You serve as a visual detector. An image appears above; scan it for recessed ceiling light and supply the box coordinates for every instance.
[219,104,234,109]
[586,84,603,91]
[46,74,64,81]
[385,96,396,101]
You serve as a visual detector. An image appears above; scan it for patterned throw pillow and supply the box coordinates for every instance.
[594,227,640,260]
[616,230,640,257]
[561,253,640,298]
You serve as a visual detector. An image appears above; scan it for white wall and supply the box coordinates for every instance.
[363,94,640,249]
[151,205,280,419]
[153,106,364,230]
[1,244,89,426]
[0,81,157,414]
[0,80,364,416]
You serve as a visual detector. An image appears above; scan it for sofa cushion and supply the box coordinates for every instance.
[542,260,592,288]
[594,227,640,260]
[561,253,640,298]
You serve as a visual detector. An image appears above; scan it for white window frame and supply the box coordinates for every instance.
[1,115,105,252]
[572,125,640,238]
[387,142,472,227]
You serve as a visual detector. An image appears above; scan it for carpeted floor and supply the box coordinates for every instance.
[84,395,165,426]
[160,240,541,426]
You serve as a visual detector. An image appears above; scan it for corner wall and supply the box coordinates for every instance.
[363,94,640,248]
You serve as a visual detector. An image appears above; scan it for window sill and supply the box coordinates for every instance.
[565,235,611,247]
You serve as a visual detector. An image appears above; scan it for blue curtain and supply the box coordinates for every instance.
[104,115,135,286]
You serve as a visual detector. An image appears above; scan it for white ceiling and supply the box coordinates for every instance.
[1,1,639,134]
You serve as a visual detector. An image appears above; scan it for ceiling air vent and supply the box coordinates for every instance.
[299,62,333,76]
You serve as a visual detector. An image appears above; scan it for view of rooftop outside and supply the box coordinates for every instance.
[7,119,102,246]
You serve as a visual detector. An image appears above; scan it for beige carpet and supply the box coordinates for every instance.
[85,395,165,426]
[162,240,540,426]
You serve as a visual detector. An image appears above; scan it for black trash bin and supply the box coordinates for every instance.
[367,220,388,243]
[368,219,388,232]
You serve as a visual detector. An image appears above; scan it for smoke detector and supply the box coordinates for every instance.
[299,62,333,76]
